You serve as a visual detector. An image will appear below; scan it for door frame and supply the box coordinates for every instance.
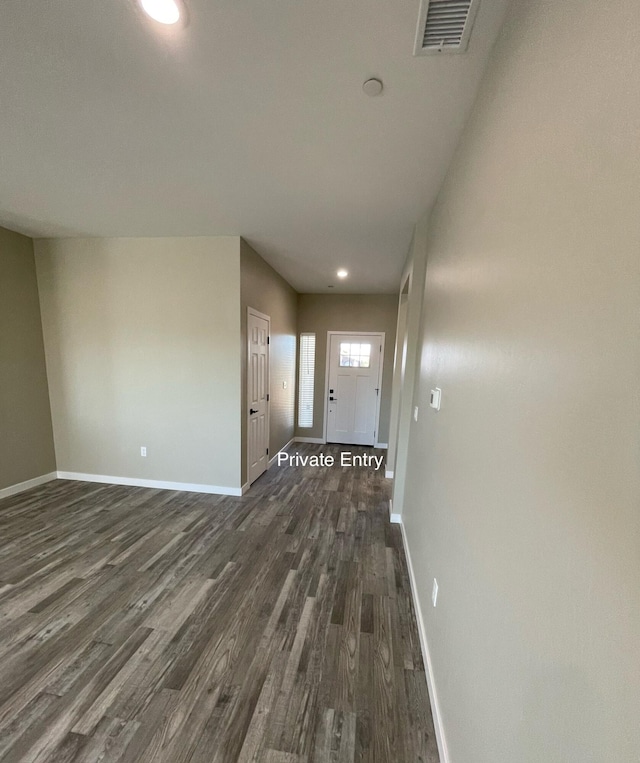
[246,307,271,486]
[323,331,385,447]
[387,274,410,477]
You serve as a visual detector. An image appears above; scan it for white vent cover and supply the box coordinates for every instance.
[414,0,481,55]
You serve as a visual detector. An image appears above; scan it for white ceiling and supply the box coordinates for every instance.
[0,0,510,293]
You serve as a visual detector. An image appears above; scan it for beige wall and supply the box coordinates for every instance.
[0,226,55,490]
[398,1,640,761]
[240,240,297,484]
[296,294,397,443]
[35,236,242,490]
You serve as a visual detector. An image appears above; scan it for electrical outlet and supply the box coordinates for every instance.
[432,578,438,607]
[430,388,442,411]
[282,380,287,389]
[414,406,419,422]
[140,446,147,457]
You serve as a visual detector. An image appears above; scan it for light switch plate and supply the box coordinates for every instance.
[430,388,442,411]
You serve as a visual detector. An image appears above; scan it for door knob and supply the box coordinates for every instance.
[249,408,258,414]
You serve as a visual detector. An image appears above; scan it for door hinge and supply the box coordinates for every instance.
[267,393,270,402]
[380,344,382,352]
[266,448,269,455]
[267,336,270,344]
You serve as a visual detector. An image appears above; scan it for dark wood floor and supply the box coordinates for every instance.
[0,444,438,763]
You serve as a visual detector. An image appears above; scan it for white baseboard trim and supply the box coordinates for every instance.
[385,469,394,479]
[375,442,388,449]
[398,517,450,763]
[268,438,295,468]
[56,472,243,497]
[388,498,399,523]
[0,472,58,500]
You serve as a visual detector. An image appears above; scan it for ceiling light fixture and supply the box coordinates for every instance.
[337,269,348,279]
[140,0,181,24]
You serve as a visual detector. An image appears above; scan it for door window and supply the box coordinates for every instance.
[339,342,371,368]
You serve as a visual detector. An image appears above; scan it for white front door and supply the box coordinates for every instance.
[247,309,270,484]
[326,333,383,446]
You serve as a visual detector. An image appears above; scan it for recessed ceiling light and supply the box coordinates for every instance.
[337,269,348,279]
[140,0,181,24]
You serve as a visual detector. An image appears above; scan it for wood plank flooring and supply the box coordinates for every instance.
[0,445,439,762]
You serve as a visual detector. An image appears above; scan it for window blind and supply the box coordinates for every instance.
[298,333,315,428]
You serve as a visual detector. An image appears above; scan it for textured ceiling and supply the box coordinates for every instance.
[0,0,510,292]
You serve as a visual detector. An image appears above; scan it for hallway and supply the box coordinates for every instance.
[0,445,438,762]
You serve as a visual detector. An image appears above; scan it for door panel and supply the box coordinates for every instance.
[248,311,270,485]
[354,375,370,433]
[327,334,382,446]
[334,374,355,434]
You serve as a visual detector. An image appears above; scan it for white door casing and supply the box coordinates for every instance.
[326,332,384,446]
[247,309,270,485]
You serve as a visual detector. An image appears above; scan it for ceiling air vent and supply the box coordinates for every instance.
[414,0,481,56]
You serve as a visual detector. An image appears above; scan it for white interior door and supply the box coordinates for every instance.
[326,333,383,446]
[248,309,270,484]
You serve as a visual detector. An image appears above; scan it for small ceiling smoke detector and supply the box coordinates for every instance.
[140,0,181,24]
[362,78,383,97]
[337,269,348,279]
